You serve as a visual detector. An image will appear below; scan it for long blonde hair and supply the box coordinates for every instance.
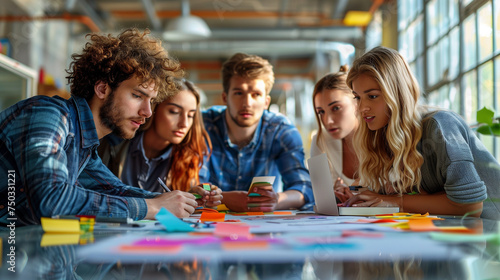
[346,47,423,194]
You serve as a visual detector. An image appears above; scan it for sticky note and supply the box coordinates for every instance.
[40,233,80,247]
[214,223,252,239]
[408,219,438,231]
[221,240,269,250]
[135,236,218,246]
[246,212,264,216]
[429,232,500,242]
[155,208,194,232]
[273,211,293,215]
[41,217,81,233]
[120,244,182,253]
[202,183,211,191]
[200,212,225,222]
[216,204,230,211]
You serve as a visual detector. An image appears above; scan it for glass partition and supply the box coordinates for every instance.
[0,53,37,111]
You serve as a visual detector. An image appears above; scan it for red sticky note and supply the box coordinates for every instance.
[200,212,225,222]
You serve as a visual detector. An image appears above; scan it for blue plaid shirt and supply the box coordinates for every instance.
[199,106,314,206]
[0,95,158,226]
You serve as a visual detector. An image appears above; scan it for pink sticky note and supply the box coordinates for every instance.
[214,223,252,239]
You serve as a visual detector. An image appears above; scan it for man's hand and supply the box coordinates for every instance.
[145,191,198,219]
[221,191,251,212]
[190,183,223,208]
[247,185,278,212]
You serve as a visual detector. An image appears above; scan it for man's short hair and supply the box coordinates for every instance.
[222,53,275,95]
[66,28,183,103]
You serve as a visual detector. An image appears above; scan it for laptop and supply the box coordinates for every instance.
[307,153,399,216]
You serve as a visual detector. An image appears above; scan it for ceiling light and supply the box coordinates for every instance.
[163,0,211,41]
[343,11,372,26]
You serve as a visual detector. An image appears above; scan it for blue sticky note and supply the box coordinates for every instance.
[155,208,194,232]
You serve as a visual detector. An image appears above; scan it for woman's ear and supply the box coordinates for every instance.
[94,81,110,100]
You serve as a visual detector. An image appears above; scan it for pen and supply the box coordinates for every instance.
[157,177,171,192]
[51,215,132,224]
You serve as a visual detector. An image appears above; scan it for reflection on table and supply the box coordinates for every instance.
[1,212,499,279]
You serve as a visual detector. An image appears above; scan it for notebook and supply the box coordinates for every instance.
[307,153,399,216]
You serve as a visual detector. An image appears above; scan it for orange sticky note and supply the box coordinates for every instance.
[246,212,264,216]
[215,223,252,239]
[408,219,438,231]
[273,211,293,215]
[221,240,269,250]
[200,212,226,222]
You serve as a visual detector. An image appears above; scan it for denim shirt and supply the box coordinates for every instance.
[0,95,158,226]
[199,106,314,207]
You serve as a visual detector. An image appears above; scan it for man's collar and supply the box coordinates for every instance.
[71,96,99,149]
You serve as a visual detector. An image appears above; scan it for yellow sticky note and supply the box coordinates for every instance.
[41,217,81,233]
[216,204,230,211]
[40,233,80,247]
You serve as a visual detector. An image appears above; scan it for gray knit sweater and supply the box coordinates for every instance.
[418,110,500,220]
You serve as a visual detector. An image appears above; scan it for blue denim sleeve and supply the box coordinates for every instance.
[12,106,151,221]
[274,124,314,205]
[198,156,211,184]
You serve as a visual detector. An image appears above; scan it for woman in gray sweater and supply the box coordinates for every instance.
[341,46,500,220]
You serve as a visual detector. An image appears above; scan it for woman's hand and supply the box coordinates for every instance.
[341,190,400,207]
[190,183,223,208]
[333,178,354,203]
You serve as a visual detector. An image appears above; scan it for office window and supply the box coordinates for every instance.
[495,0,500,53]
[478,3,493,62]
[496,57,500,110]
[450,82,461,113]
[479,61,494,108]
[463,70,478,123]
[426,0,439,45]
[449,27,460,80]
[463,14,477,71]
[399,0,500,158]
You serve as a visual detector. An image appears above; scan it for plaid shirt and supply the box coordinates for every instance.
[0,96,157,226]
[200,106,314,206]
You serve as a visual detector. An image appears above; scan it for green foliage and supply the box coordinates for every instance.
[475,107,500,137]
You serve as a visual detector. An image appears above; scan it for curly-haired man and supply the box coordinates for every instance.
[0,28,198,226]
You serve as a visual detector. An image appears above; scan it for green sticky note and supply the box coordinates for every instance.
[202,183,211,191]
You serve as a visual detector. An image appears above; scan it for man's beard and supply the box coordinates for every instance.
[99,90,135,139]
[227,102,254,128]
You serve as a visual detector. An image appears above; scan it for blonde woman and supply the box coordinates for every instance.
[311,66,359,195]
[342,46,500,219]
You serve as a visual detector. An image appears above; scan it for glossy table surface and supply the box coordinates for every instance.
[1,212,499,280]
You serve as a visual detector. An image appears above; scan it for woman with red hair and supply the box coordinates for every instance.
[99,78,222,207]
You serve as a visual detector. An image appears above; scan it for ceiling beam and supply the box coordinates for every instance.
[140,0,161,31]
